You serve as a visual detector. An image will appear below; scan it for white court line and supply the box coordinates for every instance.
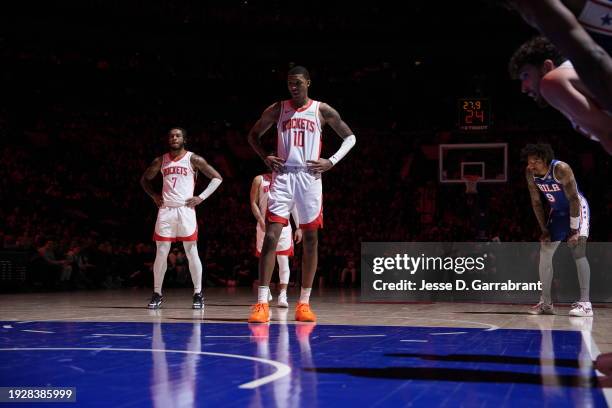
[430,331,467,336]
[205,335,262,338]
[327,314,499,331]
[21,330,54,334]
[2,325,13,329]
[0,347,291,390]
[400,339,428,343]
[92,334,146,337]
[329,334,386,338]
[401,317,499,331]
[585,334,612,406]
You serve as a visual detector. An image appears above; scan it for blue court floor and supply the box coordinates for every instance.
[0,320,609,407]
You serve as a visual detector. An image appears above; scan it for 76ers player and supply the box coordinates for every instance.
[247,66,356,323]
[251,174,302,307]
[509,36,612,154]
[523,143,593,317]
[498,0,612,115]
[140,128,223,309]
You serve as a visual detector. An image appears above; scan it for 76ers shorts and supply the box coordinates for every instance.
[547,195,590,242]
[255,224,293,257]
[267,170,323,230]
[153,206,198,242]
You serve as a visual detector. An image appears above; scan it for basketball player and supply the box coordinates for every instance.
[499,0,612,114]
[250,174,303,308]
[140,128,223,309]
[522,143,592,317]
[509,36,612,154]
[247,66,356,323]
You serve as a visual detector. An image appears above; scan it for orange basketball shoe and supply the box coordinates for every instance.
[295,302,317,322]
[248,303,270,323]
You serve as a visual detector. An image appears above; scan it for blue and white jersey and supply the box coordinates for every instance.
[533,160,584,214]
[533,160,590,240]
[578,0,612,54]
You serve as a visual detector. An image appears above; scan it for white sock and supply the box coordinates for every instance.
[299,287,312,304]
[258,286,270,304]
[183,242,203,294]
[153,242,172,295]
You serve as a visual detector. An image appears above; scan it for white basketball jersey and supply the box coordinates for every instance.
[276,99,322,166]
[160,151,196,207]
[258,174,272,215]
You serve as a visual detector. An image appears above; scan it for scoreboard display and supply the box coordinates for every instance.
[458,98,491,131]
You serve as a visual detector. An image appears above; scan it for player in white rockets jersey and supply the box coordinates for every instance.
[250,173,303,308]
[247,66,357,323]
[140,128,223,310]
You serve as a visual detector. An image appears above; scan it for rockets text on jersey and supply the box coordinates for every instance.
[276,99,323,166]
[161,151,196,207]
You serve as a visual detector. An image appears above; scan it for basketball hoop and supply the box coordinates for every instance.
[464,175,480,194]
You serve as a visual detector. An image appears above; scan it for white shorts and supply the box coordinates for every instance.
[255,224,293,257]
[267,171,323,230]
[153,206,198,242]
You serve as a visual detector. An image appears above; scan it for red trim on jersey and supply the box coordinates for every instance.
[153,232,176,242]
[169,151,188,162]
[255,241,294,258]
[589,0,612,9]
[176,228,198,242]
[290,99,314,112]
[266,210,289,226]
[153,227,198,242]
[276,101,283,161]
[276,242,294,257]
[581,20,612,34]
[300,205,323,230]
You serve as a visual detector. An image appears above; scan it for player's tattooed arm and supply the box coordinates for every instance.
[191,154,223,181]
[248,102,284,171]
[140,156,163,207]
[525,167,549,239]
[186,154,223,207]
[554,162,580,219]
[308,103,356,173]
[319,103,354,138]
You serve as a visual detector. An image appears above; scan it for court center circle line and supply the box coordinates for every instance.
[0,347,291,389]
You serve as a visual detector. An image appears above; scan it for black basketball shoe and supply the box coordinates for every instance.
[192,292,204,309]
[148,292,164,309]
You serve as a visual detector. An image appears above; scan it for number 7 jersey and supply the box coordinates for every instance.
[160,151,196,207]
[276,99,323,166]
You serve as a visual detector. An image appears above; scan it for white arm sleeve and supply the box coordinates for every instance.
[198,178,222,201]
[328,135,356,166]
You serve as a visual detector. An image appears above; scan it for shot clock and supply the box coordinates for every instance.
[458,98,491,131]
